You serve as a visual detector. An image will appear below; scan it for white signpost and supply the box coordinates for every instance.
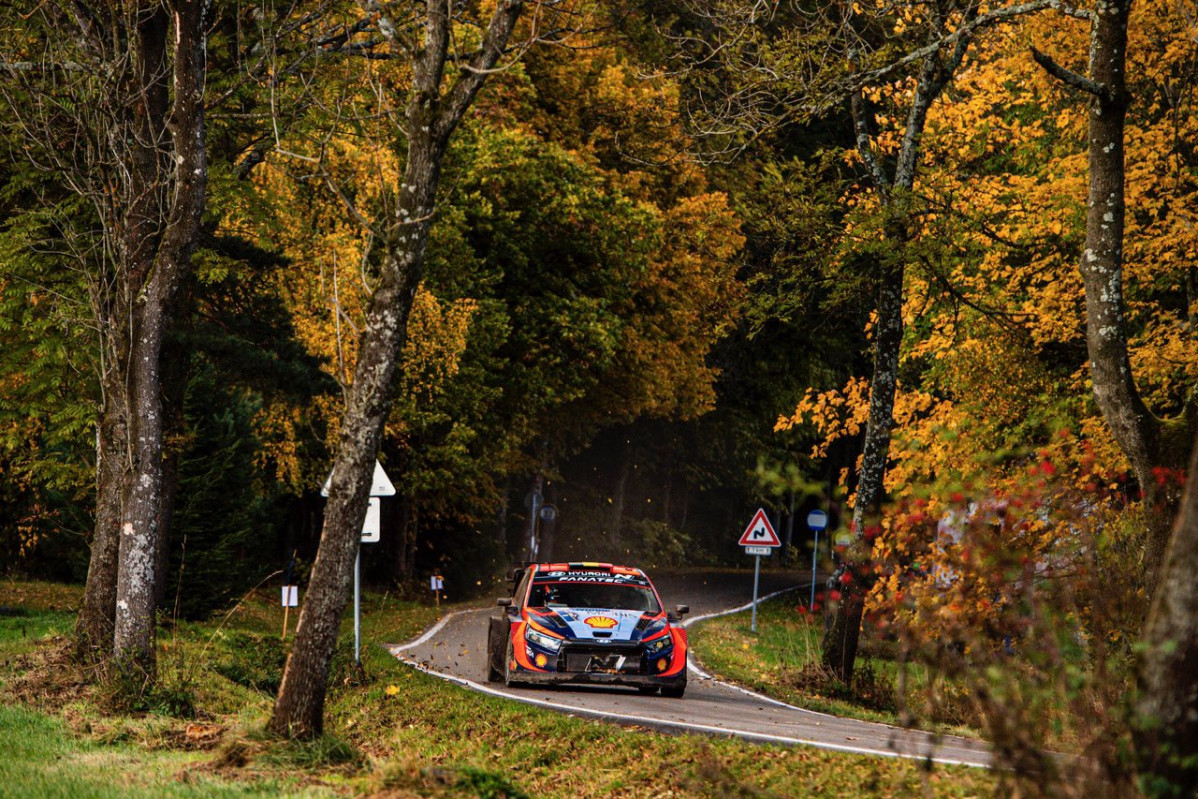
[322,459,396,662]
[806,509,829,609]
[738,508,781,632]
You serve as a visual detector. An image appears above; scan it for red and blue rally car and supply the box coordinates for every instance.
[486,562,689,697]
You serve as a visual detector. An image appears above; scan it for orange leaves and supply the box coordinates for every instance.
[400,289,478,403]
[775,377,870,459]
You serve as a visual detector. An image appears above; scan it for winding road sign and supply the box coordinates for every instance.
[738,508,781,547]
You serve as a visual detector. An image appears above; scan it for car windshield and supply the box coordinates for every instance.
[528,581,660,613]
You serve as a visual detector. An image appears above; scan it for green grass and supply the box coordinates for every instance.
[688,594,978,736]
[0,580,81,659]
[0,703,315,797]
[1,579,994,797]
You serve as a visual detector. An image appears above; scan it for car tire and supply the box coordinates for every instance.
[637,685,660,695]
[661,676,686,698]
[503,639,519,688]
[486,620,504,682]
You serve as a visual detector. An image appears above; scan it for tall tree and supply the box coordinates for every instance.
[1029,0,1198,788]
[269,0,541,738]
[1032,0,1197,583]
[1,1,209,676]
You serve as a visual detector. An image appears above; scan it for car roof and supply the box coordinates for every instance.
[530,562,651,586]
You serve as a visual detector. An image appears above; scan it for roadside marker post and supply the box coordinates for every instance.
[323,459,396,662]
[430,574,444,610]
[806,510,829,609]
[280,585,298,640]
[281,551,298,640]
[738,508,782,632]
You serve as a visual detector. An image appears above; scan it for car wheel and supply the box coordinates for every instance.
[486,620,503,682]
[661,677,686,698]
[503,639,519,688]
[637,685,660,695]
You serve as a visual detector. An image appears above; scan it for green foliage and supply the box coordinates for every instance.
[165,363,275,621]
[0,173,101,580]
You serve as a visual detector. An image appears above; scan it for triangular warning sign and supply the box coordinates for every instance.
[738,508,781,547]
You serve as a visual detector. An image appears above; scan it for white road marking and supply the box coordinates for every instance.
[393,611,461,652]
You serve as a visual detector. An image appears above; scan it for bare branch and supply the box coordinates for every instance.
[1030,46,1111,100]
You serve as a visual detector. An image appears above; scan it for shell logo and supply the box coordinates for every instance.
[584,616,618,629]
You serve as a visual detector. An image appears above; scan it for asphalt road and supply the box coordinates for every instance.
[389,568,992,768]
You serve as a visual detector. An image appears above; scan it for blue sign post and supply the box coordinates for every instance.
[806,509,828,609]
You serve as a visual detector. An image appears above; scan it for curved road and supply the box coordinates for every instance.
[389,569,992,768]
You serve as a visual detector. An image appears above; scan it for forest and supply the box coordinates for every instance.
[1,0,1197,794]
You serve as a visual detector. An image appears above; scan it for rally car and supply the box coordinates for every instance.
[486,562,689,697]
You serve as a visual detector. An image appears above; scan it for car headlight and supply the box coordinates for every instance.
[642,619,667,638]
[525,627,563,653]
[644,634,672,655]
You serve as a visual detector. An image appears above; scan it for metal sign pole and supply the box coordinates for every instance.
[321,460,397,667]
[810,529,819,609]
[805,509,829,611]
[353,548,361,663]
[751,554,761,633]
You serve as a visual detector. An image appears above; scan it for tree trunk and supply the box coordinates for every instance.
[823,262,904,680]
[76,402,126,662]
[114,305,170,673]
[1134,430,1198,793]
[822,22,972,681]
[1076,0,1197,581]
[609,445,631,555]
[7,2,208,678]
[153,445,181,611]
[396,496,413,579]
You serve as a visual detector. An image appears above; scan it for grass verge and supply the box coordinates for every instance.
[1,579,993,797]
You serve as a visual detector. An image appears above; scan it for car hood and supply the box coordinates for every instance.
[528,607,660,643]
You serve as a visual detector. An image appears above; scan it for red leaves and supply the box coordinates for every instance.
[1151,466,1186,487]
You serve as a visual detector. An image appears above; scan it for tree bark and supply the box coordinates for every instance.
[271,144,440,737]
[75,401,126,662]
[1075,0,1195,580]
[152,440,180,610]
[823,260,904,680]
[1134,430,1198,792]
[270,0,527,738]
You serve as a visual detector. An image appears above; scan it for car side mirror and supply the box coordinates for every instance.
[675,604,689,616]
[496,598,512,607]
